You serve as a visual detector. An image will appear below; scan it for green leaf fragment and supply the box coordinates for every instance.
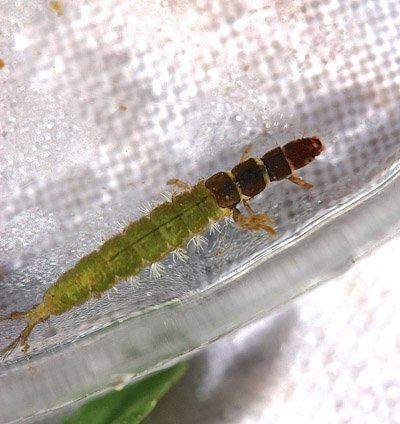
[60,361,188,424]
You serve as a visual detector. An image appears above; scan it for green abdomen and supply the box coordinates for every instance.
[43,181,223,315]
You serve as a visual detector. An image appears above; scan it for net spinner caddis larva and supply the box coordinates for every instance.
[0,136,324,360]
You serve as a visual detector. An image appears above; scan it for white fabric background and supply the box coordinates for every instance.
[1,0,399,422]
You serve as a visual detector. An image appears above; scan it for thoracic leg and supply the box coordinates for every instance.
[240,143,253,162]
[233,200,275,237]
[167,178,191,190]
[287,174,313,188]
[167,179,192,200]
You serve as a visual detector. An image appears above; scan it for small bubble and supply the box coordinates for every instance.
[235,115,242,121]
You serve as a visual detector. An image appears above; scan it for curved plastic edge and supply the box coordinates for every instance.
[1,170,400,423]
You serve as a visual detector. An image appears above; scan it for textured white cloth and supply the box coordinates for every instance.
[1,0,399,422]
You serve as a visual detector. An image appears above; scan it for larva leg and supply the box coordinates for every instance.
[233,200,275,237]
[287,174,313,188]
[0,310,29,320]
[243,200,275,229]
[0,318,36,360]
[240,143,253,162]
[167,178,191,190]
[0,306,45,360]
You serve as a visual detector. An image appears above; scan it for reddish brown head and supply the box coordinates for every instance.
[282,136,325,171]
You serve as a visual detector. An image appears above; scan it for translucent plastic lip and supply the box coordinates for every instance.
[1,169,399,424]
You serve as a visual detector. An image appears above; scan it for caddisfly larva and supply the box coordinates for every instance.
[0,136,324,360]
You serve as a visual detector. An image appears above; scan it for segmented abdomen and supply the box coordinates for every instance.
[43,181,224,316]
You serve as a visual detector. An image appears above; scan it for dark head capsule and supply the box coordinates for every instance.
[282,136,325,171]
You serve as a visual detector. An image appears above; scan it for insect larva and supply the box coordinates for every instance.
[0,136,324,360]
